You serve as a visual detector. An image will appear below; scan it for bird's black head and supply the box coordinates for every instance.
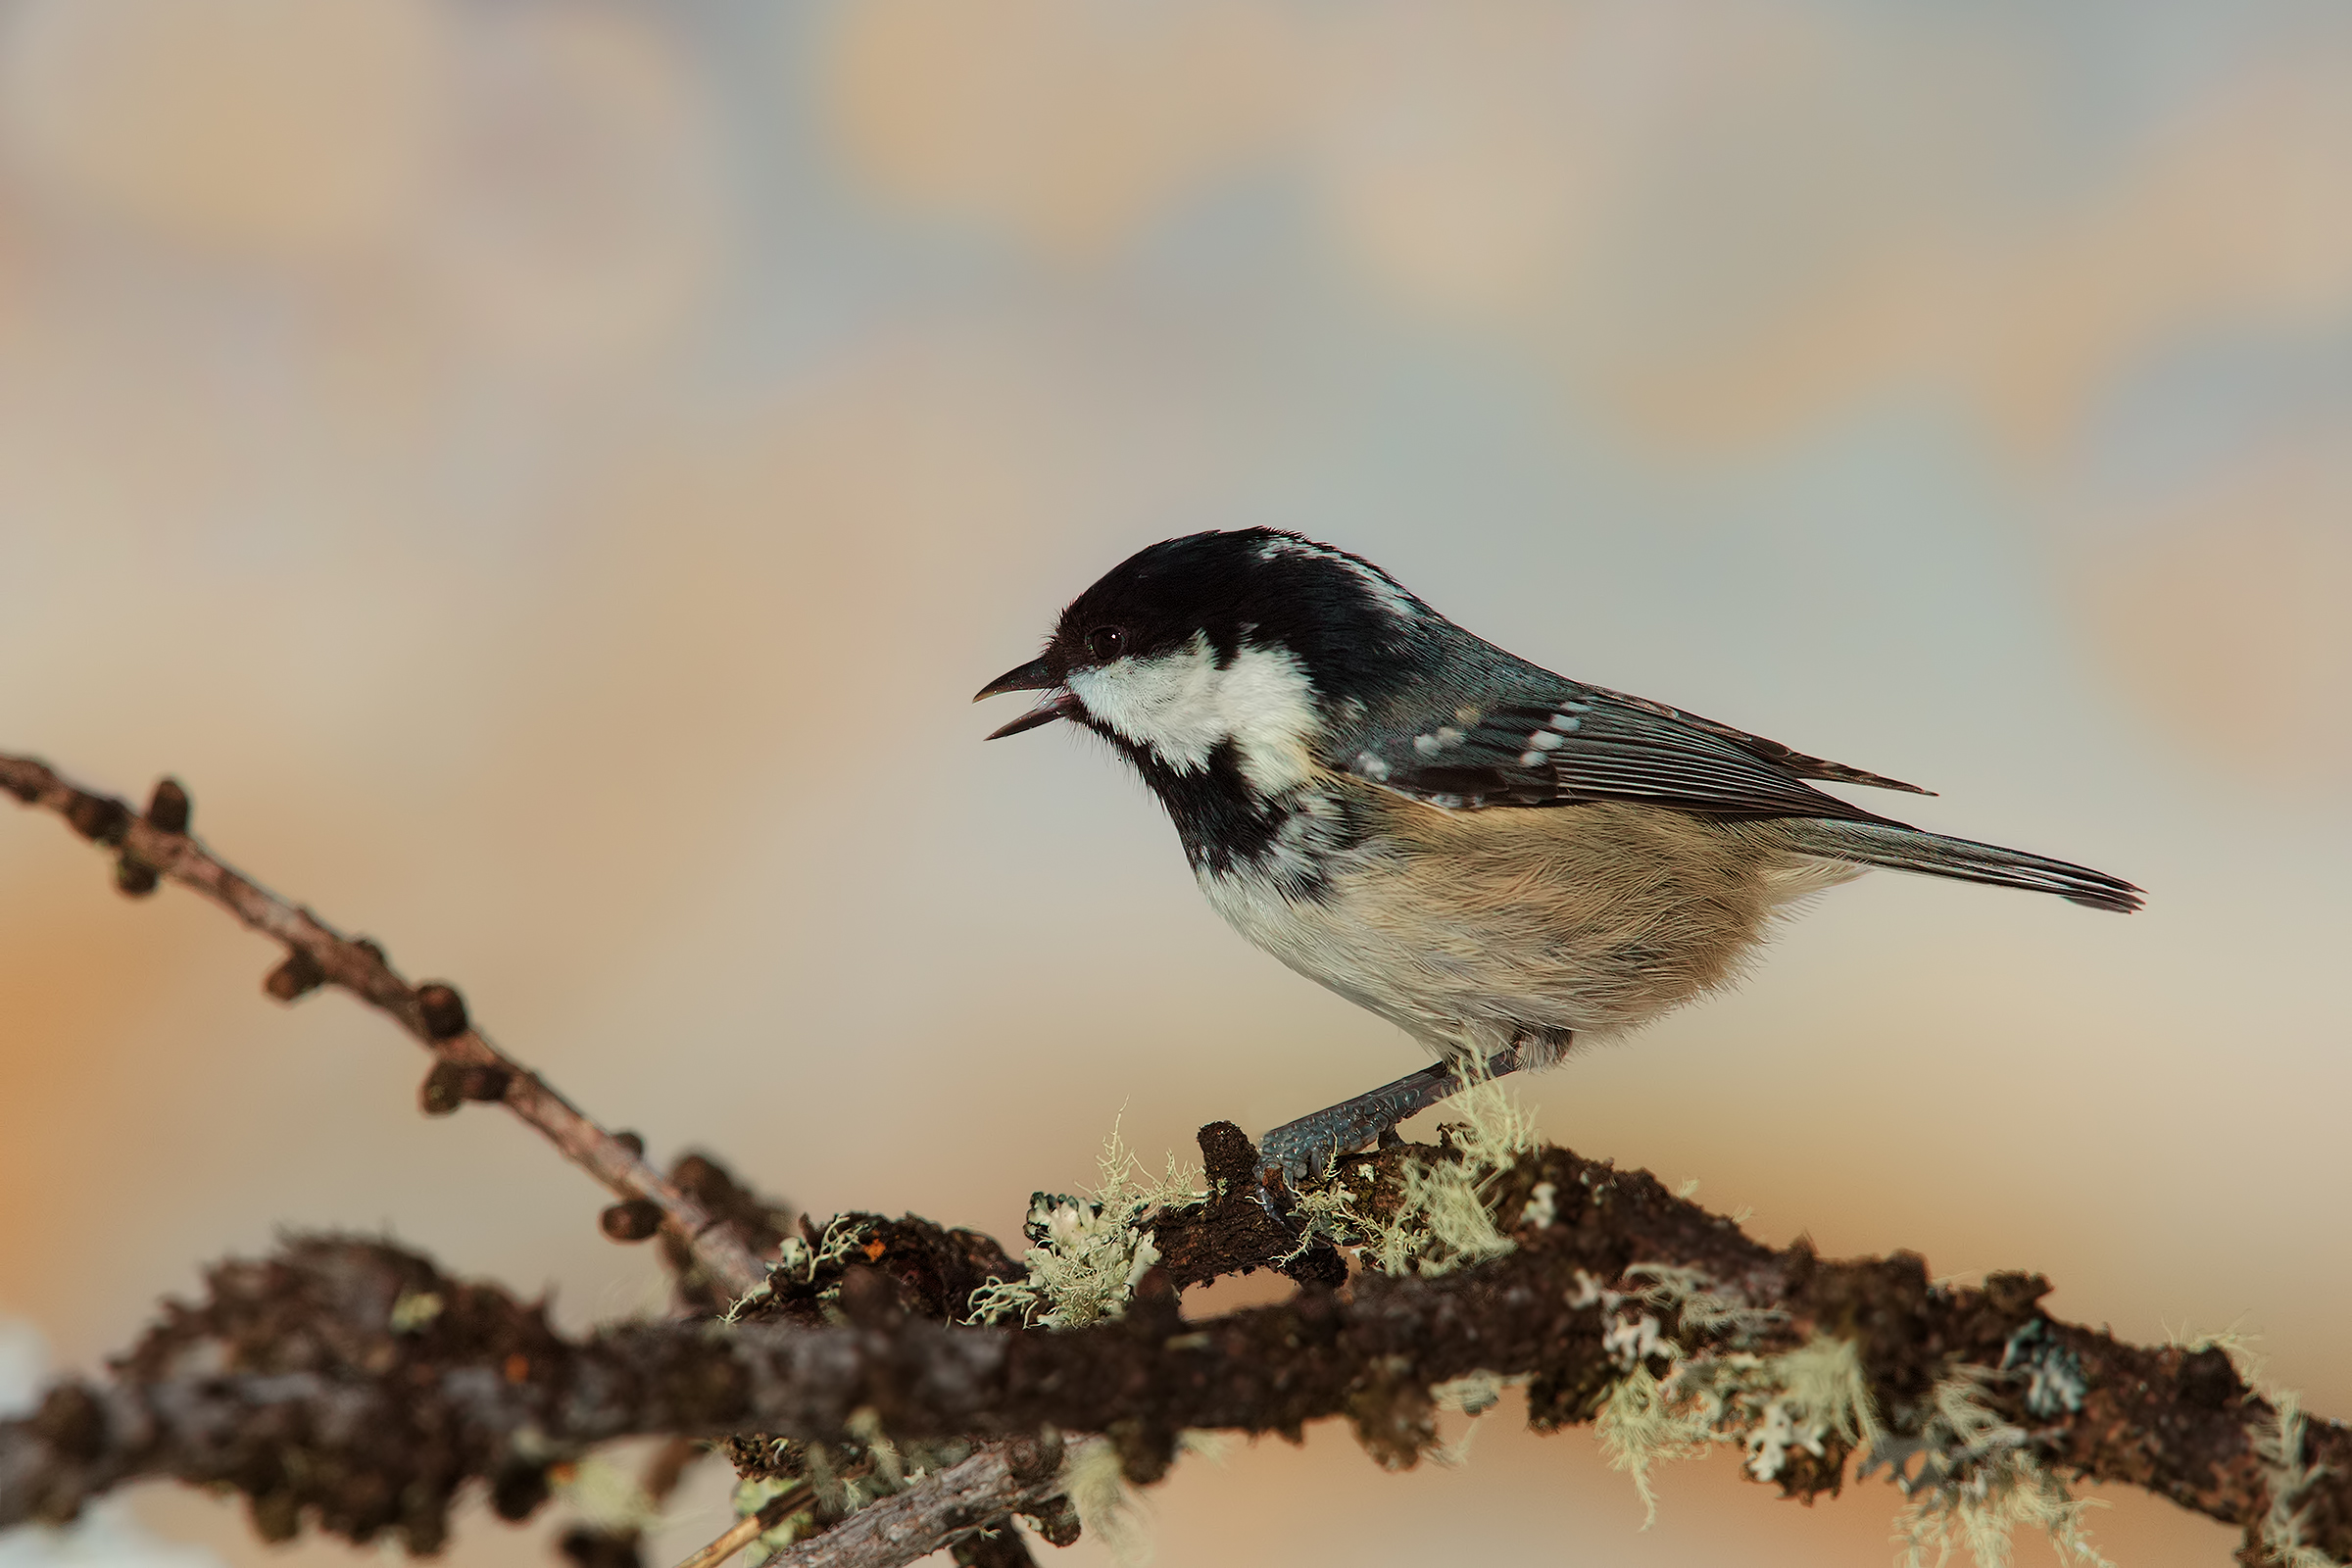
[972,530,1429,781]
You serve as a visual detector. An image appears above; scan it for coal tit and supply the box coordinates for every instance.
[977,529,2141,1182]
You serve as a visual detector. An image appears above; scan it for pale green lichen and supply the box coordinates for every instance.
[1432,1371,1506,1419]
[1427,1372,1512,1466]
[1595,1363,1708,1521]
[1063,1435,1152,1565]
[387,1290,442,1335]
[1760,1336,1882,1465]
[1593,1329,1879,1527]
[1588,1290,2112,1566]
[1293,1071,1537,1278]
[1054,1430,1228,1565]
[725,1217,875,1325]
[2249,1389,2334,1568]
[1876,1367,2110,1568]
[2165,1313,2261,1370]
[550,1453,662,1535]
[1892,1447,2111,1568]
[1620,1261,1789,1346]
[1579,1261,1873,1528]
[2166,1322,2337,1568]
[721,1272,772,1324]
[969,1122,1203,1328]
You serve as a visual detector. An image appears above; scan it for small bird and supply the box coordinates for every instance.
[976,529,2140,1184]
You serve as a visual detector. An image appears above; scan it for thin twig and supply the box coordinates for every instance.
[0,750,1001,1566]
[672,1482,813,1568]
[0,751,765,1298]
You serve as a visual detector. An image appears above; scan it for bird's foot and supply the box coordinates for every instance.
[1254,1048,1524,1200]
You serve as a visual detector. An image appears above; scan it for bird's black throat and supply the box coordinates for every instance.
[1102,730,1363,901]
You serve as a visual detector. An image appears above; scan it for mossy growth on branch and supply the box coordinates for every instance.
[1579,1263,1874,1524]
[1866,1366,2110,1568]
[1291,1072,1538,1277]
[2174,1325,2335,1568]
[969,1122,1204,1329]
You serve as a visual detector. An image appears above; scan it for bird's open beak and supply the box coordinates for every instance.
[974,657,1078,739]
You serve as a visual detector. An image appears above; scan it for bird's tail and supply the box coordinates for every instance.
[1785,818,2143,913]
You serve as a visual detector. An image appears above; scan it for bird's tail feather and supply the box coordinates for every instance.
[1786,818,2143,913]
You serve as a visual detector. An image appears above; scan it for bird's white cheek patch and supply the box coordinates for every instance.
[1067,646,1217,768]
[1068,637,1318,794]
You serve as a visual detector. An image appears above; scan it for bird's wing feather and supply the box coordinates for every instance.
[1342,682,1924,820]
[1577,683,1933,796]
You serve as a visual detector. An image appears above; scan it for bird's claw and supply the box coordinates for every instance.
[1251,1120,1353,1233]
[1251,1165,1298,1231]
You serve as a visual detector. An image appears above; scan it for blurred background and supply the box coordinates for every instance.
[1,2,2348,1564]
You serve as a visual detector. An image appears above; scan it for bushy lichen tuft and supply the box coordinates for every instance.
[1594,1363,1710,1520]
[2166,1321,2334,1568]
[969,1122,1202,1328]
[1574,1260,1876,1526]
[1870,1368,2110,1568]
[1063,1435,1152,1565]
[2250,1390,2334,1568]
[1296,1071,1537,1278]
[1592,1329,1878,1525]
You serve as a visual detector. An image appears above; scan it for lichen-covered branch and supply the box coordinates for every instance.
[5,1128,2343,1565]
[6,751,2342,1567]
[0,752,766,1299]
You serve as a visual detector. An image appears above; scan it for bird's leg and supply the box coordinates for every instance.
[1257,1045,1526,1200]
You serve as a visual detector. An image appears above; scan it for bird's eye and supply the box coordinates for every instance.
[1085,626,1126,662]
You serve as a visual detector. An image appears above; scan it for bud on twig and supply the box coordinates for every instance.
[600,1200,663,1242]
[417,1062,507,1112]
[145,778,190,835]
[416,983,469,1041]
[613,1131,645,1158]
[670,1153,724,1200]
[104,781,182,897]
[419,1061,466,1117]
[419,1061,509,1113]
[265,951,326,1003]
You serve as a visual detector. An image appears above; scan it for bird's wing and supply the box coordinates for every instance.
[1339,680,1930,820]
